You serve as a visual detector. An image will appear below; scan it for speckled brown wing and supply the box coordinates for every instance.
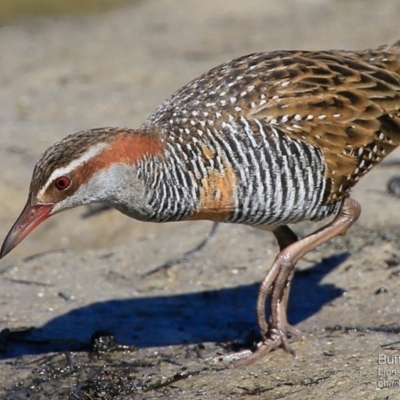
[244,49,400,201]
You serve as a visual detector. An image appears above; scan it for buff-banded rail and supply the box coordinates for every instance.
[3,40,400,366]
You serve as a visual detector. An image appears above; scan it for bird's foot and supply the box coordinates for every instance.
[213,323,301,367]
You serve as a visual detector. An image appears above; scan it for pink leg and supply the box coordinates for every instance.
[256,225,299,336]
[233,197,361,367]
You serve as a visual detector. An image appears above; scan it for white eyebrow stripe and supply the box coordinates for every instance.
[37,142,110,199]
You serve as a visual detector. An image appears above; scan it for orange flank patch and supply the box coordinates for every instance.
[186,166,237,222]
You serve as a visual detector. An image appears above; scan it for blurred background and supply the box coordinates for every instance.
[1,0,400,260]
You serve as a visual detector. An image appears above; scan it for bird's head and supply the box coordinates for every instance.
[1,127,162,258]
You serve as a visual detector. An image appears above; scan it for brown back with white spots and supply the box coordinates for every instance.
[146,41,400,203]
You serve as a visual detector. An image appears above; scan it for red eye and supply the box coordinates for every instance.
[54,176,71,190]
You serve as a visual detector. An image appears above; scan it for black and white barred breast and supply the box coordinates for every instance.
[140,48,400,225]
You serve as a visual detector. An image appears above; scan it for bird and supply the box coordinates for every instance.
[2,39,400,367]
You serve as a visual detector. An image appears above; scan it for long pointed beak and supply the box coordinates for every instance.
[1,201,54,258]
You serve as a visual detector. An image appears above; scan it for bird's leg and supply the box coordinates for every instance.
[234,197,361,367]
[270,226,302,340]
[256,225,299,335]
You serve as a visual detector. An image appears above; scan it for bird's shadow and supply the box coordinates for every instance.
[0,252,348,358]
